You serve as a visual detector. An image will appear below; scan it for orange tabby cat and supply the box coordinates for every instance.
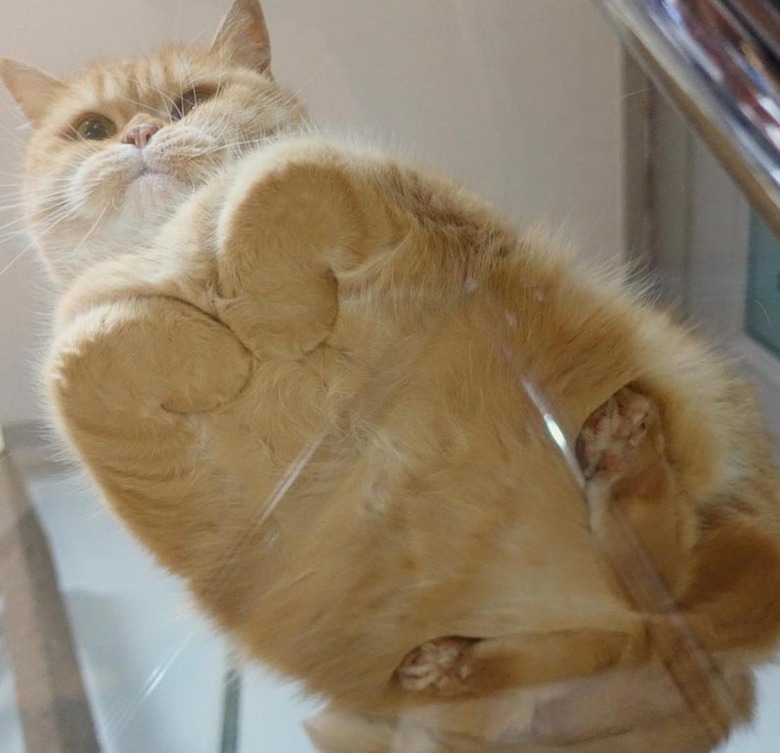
[2,1,780,750]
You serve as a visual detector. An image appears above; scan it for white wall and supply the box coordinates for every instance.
[0,0,624,424]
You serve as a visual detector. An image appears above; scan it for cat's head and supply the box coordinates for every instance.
[0,0,307,282]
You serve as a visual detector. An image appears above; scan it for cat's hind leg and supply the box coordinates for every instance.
[577,385,698,604]
[394,628,640,697]
[395,637,476,694]
[393,386,690,698]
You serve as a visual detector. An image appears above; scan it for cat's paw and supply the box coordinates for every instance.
[395,637,475,694]
[576,387,658,482]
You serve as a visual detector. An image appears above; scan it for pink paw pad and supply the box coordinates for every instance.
[395,637,474,693]
[576,389,652,480]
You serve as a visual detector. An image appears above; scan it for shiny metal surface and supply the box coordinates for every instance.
[595,0,780,237]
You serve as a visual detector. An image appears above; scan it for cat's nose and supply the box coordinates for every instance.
[122,122,162,149]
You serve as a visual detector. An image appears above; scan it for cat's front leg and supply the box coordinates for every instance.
[46,295,252,569]
[50,296,251,415]
[213,137,407,359]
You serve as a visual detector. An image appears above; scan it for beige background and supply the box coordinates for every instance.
[0,0,624,423]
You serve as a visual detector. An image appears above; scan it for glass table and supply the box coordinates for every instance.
[0,423,320,753]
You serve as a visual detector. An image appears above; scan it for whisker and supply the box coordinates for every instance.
[0,214,32,233]
[0,197,86,258]
[0,242,35,277]
[0,122,29,148]
[67,202,110,262]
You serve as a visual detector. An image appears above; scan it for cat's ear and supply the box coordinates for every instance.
[0,58,64,126]
[211,0,272,75]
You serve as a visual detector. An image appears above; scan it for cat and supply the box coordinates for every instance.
[2,0,780,750]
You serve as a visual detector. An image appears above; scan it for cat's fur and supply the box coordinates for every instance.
[3,1,780,750]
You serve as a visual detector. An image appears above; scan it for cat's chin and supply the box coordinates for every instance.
[129,169,184,194]
[124,170,190,213]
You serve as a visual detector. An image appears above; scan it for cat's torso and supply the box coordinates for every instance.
[48,135,780,719]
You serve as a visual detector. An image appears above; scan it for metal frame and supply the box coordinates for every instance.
[0,424,103,753]
[606,0,780,437]
[595,0,780,238]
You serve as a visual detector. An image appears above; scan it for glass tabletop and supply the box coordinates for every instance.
[0,426,320,753]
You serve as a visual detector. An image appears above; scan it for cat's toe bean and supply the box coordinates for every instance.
[395,637,474,694]
[576,387,656,480]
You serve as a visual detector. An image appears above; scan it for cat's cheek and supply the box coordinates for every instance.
[68,168,121,213]
[70,149,144,211]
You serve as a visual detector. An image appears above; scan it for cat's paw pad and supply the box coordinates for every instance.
[395,637,475,694]
[576,387,656,480]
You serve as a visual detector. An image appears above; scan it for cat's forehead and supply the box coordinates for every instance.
[63,47,220,112]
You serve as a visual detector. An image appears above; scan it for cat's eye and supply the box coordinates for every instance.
[171,88,213,120]
[74,114,117,141]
